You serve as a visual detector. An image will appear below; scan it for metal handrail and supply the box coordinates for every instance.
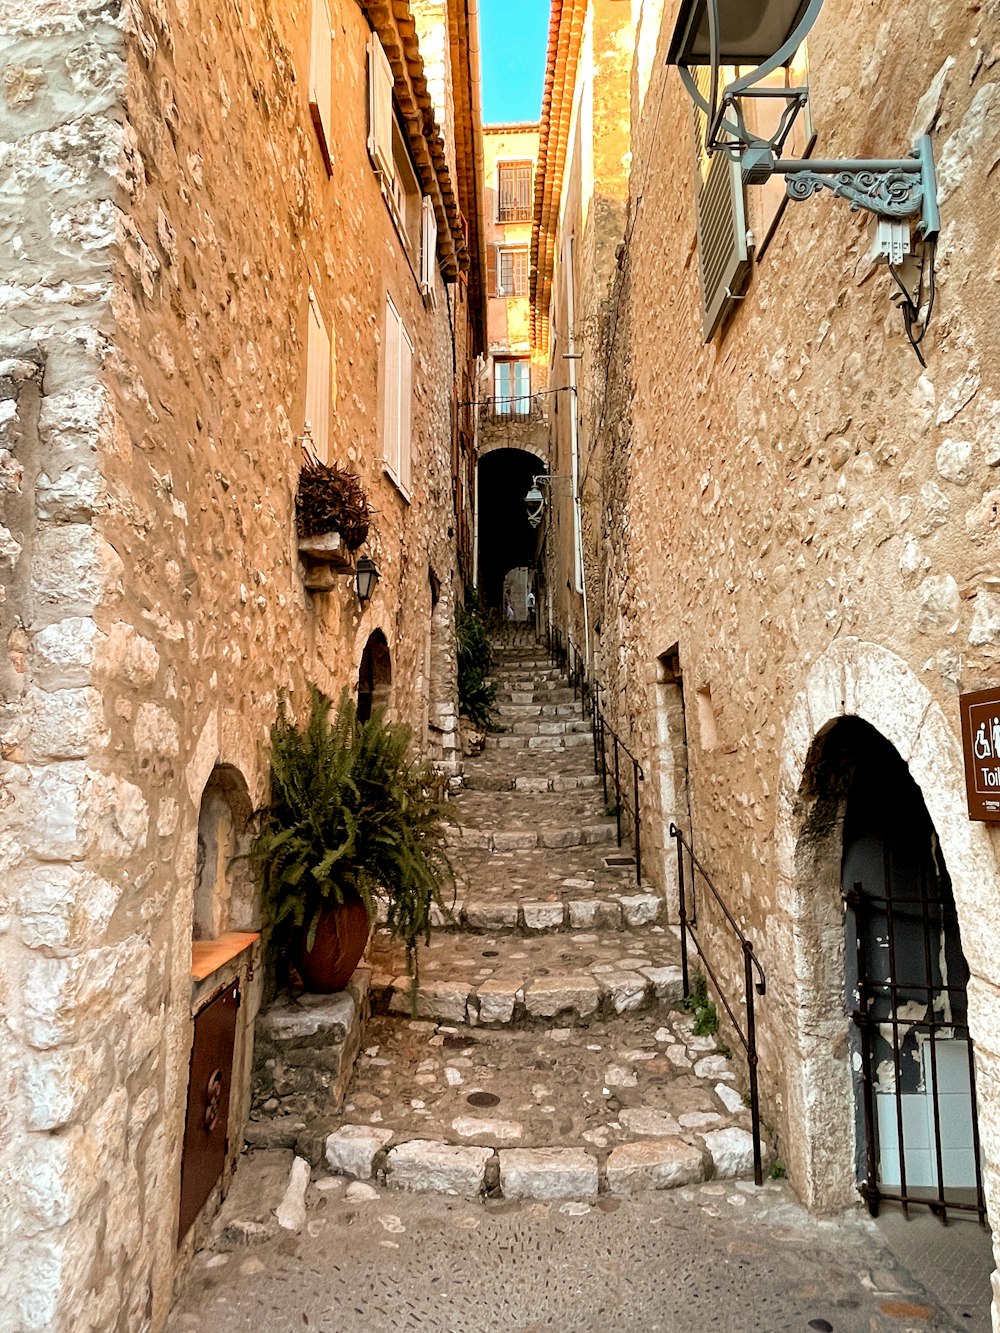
[669,822,766,1186]
[593,681,645,887]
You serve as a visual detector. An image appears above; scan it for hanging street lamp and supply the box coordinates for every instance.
[525,479,547,529]
[667,0,940,358]
[354,555,380,605]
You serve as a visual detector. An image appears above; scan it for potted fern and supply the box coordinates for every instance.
[252,686,453,992]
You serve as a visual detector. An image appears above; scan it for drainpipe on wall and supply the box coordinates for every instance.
[467,0,486,589]
[564,235,591,666]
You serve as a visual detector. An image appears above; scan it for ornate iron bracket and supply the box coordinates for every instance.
[784,167,923,218]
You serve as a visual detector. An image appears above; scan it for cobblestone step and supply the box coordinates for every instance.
[462,770,601,793]
[498,685,578,703]
[435,889,661,934]
[485,731,593,751]
[316,1010,760,1201]
[369,925,681,1026]
[501,718,592,737]
[497,701,581,719]
[444,821,616,852]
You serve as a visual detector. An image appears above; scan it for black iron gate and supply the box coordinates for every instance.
[846,855,987,1224]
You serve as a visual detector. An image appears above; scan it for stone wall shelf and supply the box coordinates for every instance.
[298,530,353,570]
[191,931,260,982]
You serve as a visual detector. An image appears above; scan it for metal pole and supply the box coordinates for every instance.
[613,736,622,848]
[744,939,763,1187]
[633,759,641,886]
[673,824,689,1000]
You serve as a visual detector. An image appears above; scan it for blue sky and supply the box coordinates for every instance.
[479,0,550,124]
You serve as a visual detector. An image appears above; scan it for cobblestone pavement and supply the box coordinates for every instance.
[167,1164,964,1333]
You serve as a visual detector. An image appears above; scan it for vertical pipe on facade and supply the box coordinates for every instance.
[466,0,486,587]
[564,235,591,664]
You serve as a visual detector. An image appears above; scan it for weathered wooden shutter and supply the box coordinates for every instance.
[309,0,334,173]
[516,162,532,218]
[398,324,413,493]
[368,33,394,182]
[383,298,400,478]
[693,70,750,340]
[305,289,332,463]
[420,195,437,299]
[512,249,528,296]
[486,244,498,298]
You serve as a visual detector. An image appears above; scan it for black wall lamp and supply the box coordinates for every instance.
[354,555,380,604]
[668,0,940,361]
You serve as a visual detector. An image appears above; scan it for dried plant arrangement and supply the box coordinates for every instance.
[295,453,374,549]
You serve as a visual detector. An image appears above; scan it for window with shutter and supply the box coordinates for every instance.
[692,68,751,341]
[383,297,413,498]
[421,196,438,301]
[498,247,529,297]
[305,289,333,463]
[497,161,533,222]
[368,33,394,183]
[309,0,334,173]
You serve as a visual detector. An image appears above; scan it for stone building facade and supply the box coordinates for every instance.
[535,0,1000,1323]
[0,0,484,1326]
[476,123,548,614]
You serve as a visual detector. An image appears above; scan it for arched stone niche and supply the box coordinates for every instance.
[357,628,392,723]
[773,638,1000,1305]
[193,764,256,941]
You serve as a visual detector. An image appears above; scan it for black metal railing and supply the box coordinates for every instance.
[669,823,766,1187]
[480,394,545,424]
[593,682,644,887]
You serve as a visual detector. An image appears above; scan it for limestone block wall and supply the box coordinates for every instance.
[591,0,1000,1313]
[0,0,469,1327]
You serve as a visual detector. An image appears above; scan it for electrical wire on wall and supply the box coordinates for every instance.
[887,240,937,369]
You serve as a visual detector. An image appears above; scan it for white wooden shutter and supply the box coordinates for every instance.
[383,298,401,479]
[309,0,333,173]
[305,289,332,463]
[368,33,394,182]
[398,324,413,493]
[420,196,438,299]
[692,67,750,340]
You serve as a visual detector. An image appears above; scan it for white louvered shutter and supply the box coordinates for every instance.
[383,298,401,479]
[309,0,333,172]
[305,289,332,463]
[368,33,395,182]
[420,195,438,298]
[692,68,751,340]
[398,324,413,493]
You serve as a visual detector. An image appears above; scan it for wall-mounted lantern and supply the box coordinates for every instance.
[354,555,380,605]
[525,479,547,529]
[667,0,940,360]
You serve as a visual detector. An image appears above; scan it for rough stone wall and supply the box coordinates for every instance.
[589,0,1000,1315]
[0,0,469,1326]
[542,0,633,664]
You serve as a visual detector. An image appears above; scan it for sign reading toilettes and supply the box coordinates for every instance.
[960,687,1000,822]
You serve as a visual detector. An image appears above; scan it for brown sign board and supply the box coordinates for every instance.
[959,687,1000,823]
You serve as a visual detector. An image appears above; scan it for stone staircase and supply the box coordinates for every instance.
[318,640,763,1200]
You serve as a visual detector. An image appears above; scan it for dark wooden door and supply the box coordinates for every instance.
[178,982,239,1242]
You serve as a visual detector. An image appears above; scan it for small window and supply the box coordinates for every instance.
[305,289,333,462]
[309,0,334,173]
[389,118,422,260]
[383,297,413,494]
[497,247,529,297]
[497,161,533,222]
[494,359,530,416]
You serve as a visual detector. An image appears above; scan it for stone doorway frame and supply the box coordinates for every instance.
[773,638,1000,1316]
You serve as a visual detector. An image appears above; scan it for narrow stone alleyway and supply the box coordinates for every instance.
[167,638,989,1330]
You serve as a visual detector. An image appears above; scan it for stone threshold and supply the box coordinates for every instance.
[321,1129,763,1201]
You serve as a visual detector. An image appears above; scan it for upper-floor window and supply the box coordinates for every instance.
[497,247,529,298]
[497,161,533,222]
[494,358,530,416]
[383,296,413,496]
[369,31,440,286]
[309,0,334,173]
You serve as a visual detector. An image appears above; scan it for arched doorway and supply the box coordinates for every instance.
[357,629,392,723]
[839,721,985,1223]
[477,447,544,612]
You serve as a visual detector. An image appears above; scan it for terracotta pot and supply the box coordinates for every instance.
[294,896,371,993]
